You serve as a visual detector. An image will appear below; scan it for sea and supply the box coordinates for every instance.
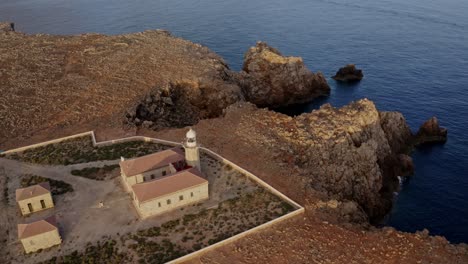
[1,0,467,243]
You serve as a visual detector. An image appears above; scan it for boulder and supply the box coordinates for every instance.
[415,117,447,145]
[397,154,414,177]
[239,41,330,107]
[0,22,14,32]
[332,64,363,82]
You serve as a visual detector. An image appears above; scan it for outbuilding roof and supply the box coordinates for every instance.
[18,215,59,240]
[15,182,51,202]
[120,148,185,177]
[132,168,207,203]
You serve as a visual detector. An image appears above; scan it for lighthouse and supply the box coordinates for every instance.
[184,128,201,171]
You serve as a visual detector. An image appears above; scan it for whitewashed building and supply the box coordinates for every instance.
[132,168,208,218]
[120,148,186,191]
[120,129,209,218]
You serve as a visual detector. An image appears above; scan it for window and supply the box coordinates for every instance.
[167,199,171,205]
[40,200,46,209]
[27,203,33,213]
[151,174,155,180]
[191,192,194,197]
[158,202,161,207]
[179,195,184,201]
[162,171,167,176]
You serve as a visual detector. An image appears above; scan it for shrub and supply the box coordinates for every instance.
[21,174,73,195]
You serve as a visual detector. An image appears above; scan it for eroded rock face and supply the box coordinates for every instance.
[226,99,412,221]
[332,64,363,82]
[415,117,448,145]
[239,41,330,107]
[126,79,243,129]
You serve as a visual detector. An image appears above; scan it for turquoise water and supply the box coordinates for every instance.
[1,0,467,243]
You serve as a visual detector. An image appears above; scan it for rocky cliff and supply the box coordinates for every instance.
[1,24,465,262]
[239,42,330,107]
[220,99,412,221]
[0,28,332,148]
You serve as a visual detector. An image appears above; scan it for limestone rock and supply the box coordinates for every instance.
[415,117,447,145]
[332,64,363,82]
[239,41,330,107]
[126,79,243,129]
[0,22,14,32]
[232,98,413,221]
[397,154,414,177]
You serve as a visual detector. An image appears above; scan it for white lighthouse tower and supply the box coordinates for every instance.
[184,128,201,171]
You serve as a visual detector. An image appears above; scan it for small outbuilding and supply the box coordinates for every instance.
[18,216,62,253]
[120,148,186,190]
[16,182,54,216]
[132,168,209,218]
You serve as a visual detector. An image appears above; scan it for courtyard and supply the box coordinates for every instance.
[0,135,299,264]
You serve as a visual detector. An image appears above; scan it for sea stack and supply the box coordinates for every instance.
[239,41,330,107]
[415,116,448,145]
[332,64,364,82]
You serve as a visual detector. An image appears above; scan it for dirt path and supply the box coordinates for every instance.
[0,158,136,263]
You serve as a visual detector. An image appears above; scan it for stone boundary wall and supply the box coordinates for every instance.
[167,207,304,264]
[1,132,182,155]
[1,131,95,155]
[3,131,305,263]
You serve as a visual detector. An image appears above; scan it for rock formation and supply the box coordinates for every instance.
[220,99,412,221]
[126,79,242,129]
[239,41,330,107]
[415,117,448,145]
[332,64,364,82]
[0,22,14,32]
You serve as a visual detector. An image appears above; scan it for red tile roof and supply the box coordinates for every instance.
[120,148,185,177]
[15,182,51,202]
[18,215,59,240]
[132,168,207,203]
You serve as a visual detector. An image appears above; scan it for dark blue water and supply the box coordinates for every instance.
[1,0,467,243]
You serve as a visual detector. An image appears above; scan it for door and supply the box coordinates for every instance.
[27,203,33,213]
[40,200,46,209]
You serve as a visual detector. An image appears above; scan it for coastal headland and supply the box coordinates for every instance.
[0,23,466,263]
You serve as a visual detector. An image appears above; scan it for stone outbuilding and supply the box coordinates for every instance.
[120,148,187,191]
[132,168,208,218]
[18,216,62,253]
[16,182,54,216]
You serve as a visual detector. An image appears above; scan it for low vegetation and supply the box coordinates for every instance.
[21,174,73,195]
[70,165,120,181]
[40,188,296,264]
[4,136,173,165]
[40,239,130,264]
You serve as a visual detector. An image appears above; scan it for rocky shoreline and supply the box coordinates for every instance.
[0,23,464,263]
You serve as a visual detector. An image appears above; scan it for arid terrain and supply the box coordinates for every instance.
[1,22,467,263]
[1,137,296,264]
